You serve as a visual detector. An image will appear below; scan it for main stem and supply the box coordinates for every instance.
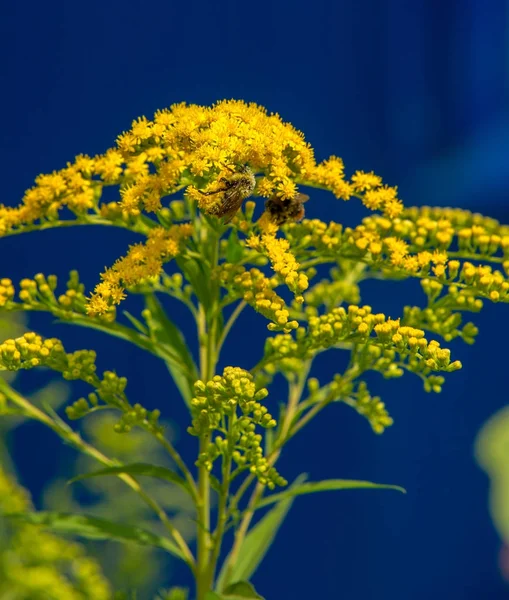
[196,225,220,600]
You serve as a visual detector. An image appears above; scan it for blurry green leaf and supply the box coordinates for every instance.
[255,479,406,509]
[216,474,307,590]
[157,587,189,600]
[476,406,509,543]
[68,463,192,498]
[7,511,186,560]
[226,230,244,264]
[222,581,265,599]
[144,294,198,406]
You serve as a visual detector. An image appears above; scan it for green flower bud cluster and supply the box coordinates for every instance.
[66,370,162,434]
[65,370,127,419]
[113,404,162,434]
[285,218,344,256]
[217,264,298,332]
[188,367,286,488]
[348,381,393,434]
[403,305,479,345]
[155,199,188,227]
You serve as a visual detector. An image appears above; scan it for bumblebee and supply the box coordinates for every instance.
[199,165,256,223]
[264,192,309,225]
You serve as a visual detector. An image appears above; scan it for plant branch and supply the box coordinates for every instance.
[0,379,196,571]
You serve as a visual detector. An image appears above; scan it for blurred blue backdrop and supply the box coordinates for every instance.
[2,0,509,598]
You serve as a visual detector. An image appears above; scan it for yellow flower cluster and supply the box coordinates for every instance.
[0,332,98,382]
[311,160,403,217]
[0,277,15,307]
[262,305,461,389]
[361,208,509,258]
[247,231,309,300]
[2,101,404,240]
[87,224,192,316]
[218,264,298,332]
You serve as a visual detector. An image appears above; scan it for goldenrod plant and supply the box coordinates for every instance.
[0,100,506,599]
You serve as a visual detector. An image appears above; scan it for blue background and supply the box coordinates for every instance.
[2,1,509,598]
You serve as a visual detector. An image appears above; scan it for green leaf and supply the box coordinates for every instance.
[177,257,212,309]
[68,463,192,497]
[226,230,244,264]
[7,511,185,560]
[123,310,149,335]
[222,581,265,599]
[254,479,406,509]
[206,581,265,600]
[216,474,307,590]
[144,294,198,406]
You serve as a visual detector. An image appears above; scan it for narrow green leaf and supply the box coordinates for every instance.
[178,257,212,309]
[7,511,185,560]
[205,593,223,600]
[226,230,244,264]
[216,474,307,590]
[222,581,265,599]
[68,463,191,497]
[254,479,406,509]
[210,474,222,494]
[144,294,198,406]
[123,310,149,335]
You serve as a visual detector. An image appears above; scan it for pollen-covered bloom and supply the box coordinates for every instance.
[87,224,192,316]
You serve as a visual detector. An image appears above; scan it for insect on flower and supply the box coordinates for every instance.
[199,165,256,223]
[264,192,310,225]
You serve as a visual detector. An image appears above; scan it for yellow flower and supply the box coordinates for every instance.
[351,171,382,191]
[86,224,192,316]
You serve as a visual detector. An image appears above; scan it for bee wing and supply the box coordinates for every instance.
[209,186,244,222]
[295,193,310,203]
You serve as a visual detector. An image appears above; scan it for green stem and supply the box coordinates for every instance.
[196,224,221,600]
[216,300,247,358]
[196,434,212,600]
[152,431,198,503]
[208,451,232,586]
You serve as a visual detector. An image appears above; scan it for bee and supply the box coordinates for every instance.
[264,192,309,225]
[199,165,256,223]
